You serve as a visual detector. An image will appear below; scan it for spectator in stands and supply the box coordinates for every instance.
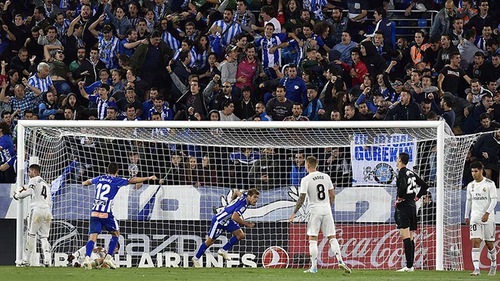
[360,40,385,77]
[365,8,393,50]
[463,90,494,134]
[252,5,281,34]
[219,100,240,121]
[440,95,456,128]
[254,102,272,121]
[457,0,477,25]
[234,86,255,120]
[10,48,32,79]
[279,64,307,105]
[475,112,500,133]
[466,78,488,105]
[332,31,358,66]
[417,192,436,224]
[337,47,367,88]
[235,43,263,91]
[249,147,279,189]
[466,51,489,82]
[343,102,364,120]
[130,30,173,88]
[219,45,239,86]
[471,130,500,180]
[233,0,255,35]
[39,91,62,120]
[73,47,106,86]
[89,19,120,70]
[147,95,173,121]
[449,17,465,47]
[346,0,368,42]
[466,0,497,38]
[289,151,306,186]
[254,23,288,80]
[104,2,131,40]
[77,82,116,120]
[0,121,15,183]
[437,52,471,98]
[28,62,57,96]
[385,90,421,120]
[459,29,486,70]
[61,92,84,120]
[422,35,441,69]
[475,25,493,52]
[266,85,293,121]
[303,85,324,121]
[434,35,459,72]
[44,45,72,95]
[326,7,349,46]
[430,0,456,40]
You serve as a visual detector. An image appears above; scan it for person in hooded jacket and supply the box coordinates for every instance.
[360,40,386,77]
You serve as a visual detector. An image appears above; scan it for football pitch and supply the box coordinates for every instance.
[0,267,496,281]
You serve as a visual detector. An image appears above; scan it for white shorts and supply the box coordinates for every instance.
[307,211,336,237]
[27,207,52,238]
[469,221,496,242]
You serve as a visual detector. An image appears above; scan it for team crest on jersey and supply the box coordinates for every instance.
[483,187,486,192]
[261,246,289,268]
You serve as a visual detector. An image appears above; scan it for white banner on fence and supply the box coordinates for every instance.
[350,133,417,186]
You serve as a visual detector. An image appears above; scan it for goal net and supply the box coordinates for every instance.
[15,120,475,270]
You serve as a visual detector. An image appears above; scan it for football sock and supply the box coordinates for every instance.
[403,238,413,268]
[309,240,318,269]
[489,248,497,265]
[40,237,51,264]
[222,236,239,251]
[24,233,36,262]
[195,242,209,259]
[85,240,95,257]
[107,236,119,256]
[472,248,481,270]
[329,238,344,264]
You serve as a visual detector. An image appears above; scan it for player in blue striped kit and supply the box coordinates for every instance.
[192,188,260,267]
[81,162,157,270]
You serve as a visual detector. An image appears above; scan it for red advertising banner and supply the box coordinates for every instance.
[287,224,500,270]
[461,225,500,270]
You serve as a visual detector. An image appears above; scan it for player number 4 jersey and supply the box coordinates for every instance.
[466,178,498,224]
[20,175,52,209]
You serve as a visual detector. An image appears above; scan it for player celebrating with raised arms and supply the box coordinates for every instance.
[394,152,429,272]
[289,156,351,274]
[465,161,497,276]
[13,164,52,267]
[81,162,157,270]
[192,188,259,267]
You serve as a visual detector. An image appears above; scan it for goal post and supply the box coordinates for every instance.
[15,120,470,269]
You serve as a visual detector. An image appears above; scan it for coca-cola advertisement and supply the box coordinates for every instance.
[461,225,500,270]
[287,224,436,269]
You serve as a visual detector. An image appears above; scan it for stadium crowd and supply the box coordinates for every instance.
[0,0,500,185]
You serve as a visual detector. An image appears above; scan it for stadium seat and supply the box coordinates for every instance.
[418,19,427,28]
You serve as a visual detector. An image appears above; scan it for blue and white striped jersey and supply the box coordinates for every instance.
[254,33,286,68]
[161,31,180,51]
[88,95,110,120]
[98,34,120,69]
[214,193,249,226]
[173,48,197,68]
[90,175,129,214]
[28,74,53,94]
[210,20,242,46]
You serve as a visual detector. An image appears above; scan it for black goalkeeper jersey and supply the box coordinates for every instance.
[396,167,429,207]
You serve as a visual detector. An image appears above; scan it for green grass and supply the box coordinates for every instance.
[0,267,496,281]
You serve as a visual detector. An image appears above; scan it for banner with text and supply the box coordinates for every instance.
[350,133,417,186]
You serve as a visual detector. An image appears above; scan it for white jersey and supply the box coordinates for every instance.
[465,178,498,224]
[18,176,52,209]
[299,171,334,214]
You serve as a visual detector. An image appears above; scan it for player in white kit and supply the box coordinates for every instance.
[13,164,52,267]
[465,161,497,276]
[289,156,351,274]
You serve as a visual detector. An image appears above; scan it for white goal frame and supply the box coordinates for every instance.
[16,120,446,269]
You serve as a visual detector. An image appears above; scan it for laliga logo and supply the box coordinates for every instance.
[261,246,290,268]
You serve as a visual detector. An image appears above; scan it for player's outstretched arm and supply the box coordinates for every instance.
[231,189,242,201]
[232,212,255,228]
[129,175,157,184]
[13,186,33,200]
[289,193,306,222]
[82,179,92,186]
